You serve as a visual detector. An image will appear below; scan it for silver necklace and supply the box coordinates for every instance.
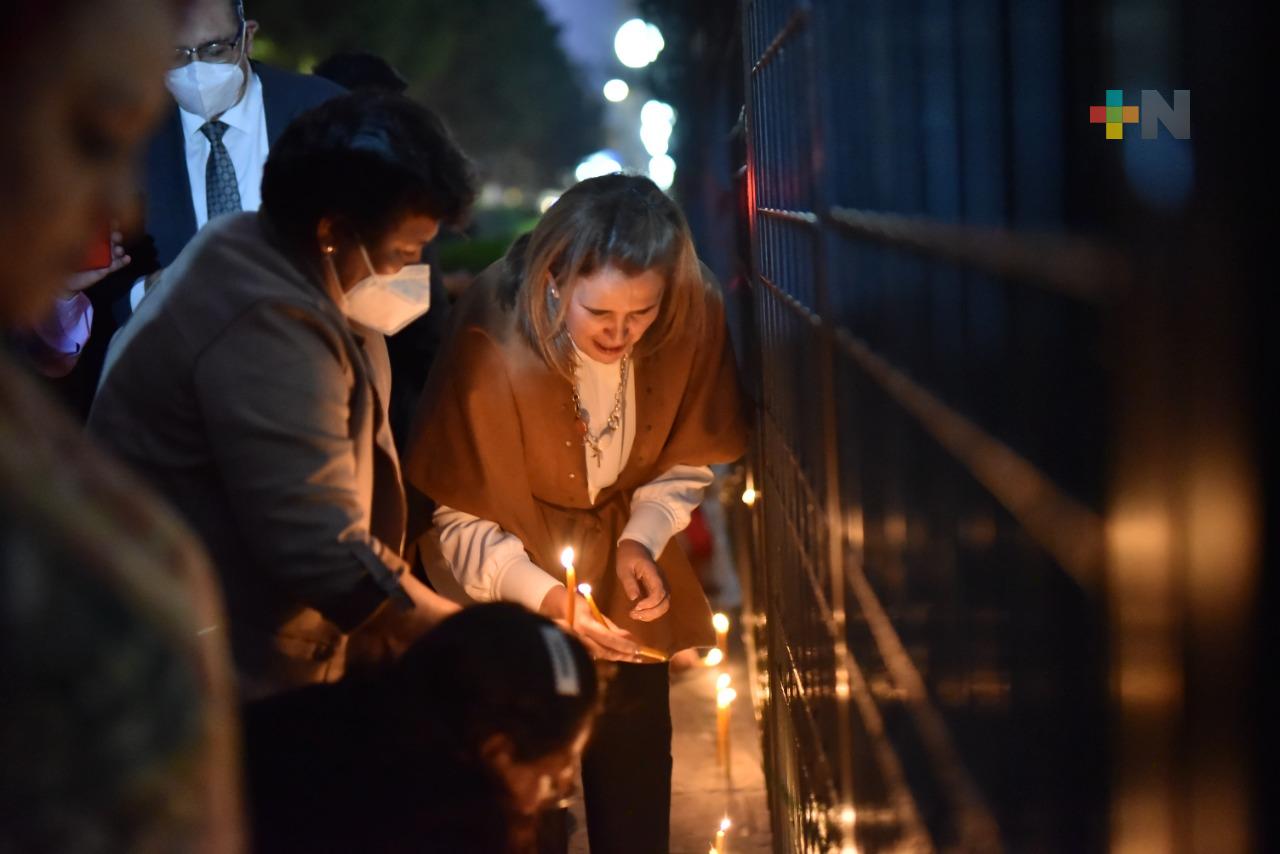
[572,354,630,468]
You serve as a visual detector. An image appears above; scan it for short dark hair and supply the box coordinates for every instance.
[261,92,476,251]
[312,51,409,94]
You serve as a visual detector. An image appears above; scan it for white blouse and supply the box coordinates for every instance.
[434,344,713,611]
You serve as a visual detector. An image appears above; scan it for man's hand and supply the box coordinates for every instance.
[616,539,669,622]
[538,585,645,662]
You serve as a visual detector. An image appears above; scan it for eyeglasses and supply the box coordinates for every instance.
[170,22,246,69]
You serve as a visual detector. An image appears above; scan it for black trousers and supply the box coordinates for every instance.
[580,661,672,854]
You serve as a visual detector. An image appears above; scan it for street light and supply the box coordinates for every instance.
[649,154,676,190]
[640,99,676,127]
[575,151,623,182]
[615,18,664,69]
[640,121,671,156]
[603,78,630,102]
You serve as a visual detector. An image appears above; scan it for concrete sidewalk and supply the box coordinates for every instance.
[569,651,772,853]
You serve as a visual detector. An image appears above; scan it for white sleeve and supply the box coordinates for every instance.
[128,275,148,312]
[433,504,561,612]
[620,464,715,559]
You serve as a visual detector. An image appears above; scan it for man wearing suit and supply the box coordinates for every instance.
[139,0,344,275]
[40,0,343,418]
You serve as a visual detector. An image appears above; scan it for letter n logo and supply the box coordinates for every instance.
[1140,90,1191,139]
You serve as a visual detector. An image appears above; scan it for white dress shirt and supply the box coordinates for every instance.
[130,69,269,311]
[435,345,714,611]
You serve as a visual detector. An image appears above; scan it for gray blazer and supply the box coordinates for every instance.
[89,213,411,698]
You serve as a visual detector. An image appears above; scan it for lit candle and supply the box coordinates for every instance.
[704,647,725,667]
[578,583,668,662]
[712,611,730,655]
[717,683,737,780]
[741,486,757,507]
[716,817,731,854]
[576,582,607,624]
[560,547,576,630]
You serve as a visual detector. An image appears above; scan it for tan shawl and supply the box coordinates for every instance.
[405,252,748,653]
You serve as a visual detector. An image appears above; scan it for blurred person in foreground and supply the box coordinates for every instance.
[405,174,748,853]
[0,0,243,850]
[89,93,476,699]
[244,603,602,853]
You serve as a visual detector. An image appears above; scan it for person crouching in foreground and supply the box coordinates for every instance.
[243,602,602,853]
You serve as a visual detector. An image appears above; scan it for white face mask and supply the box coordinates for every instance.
[335,245,432,336]
[165,61,246,120]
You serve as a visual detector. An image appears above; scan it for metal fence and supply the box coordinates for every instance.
[731,1,1262,852]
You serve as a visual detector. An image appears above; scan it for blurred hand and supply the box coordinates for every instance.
[347,572,459,667]
[64,230,129,295]
[616,539,669,622]
[539,585,643,663]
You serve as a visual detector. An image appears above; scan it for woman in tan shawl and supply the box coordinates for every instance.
[405,174,747,853]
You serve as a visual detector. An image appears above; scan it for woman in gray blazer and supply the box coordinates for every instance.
[89,93,477,699]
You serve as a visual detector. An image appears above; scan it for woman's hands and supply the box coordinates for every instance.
[536,540,669,662]
[538,585,645,663]
[615,539,670,622]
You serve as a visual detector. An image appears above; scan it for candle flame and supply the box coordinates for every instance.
[716,672,732,691]
[711,612,730,633]
[560,547,575,569]
[704,648,725,667]
[741,487,757,506]
[717,686,737,708]
[720,816,732,831]
[577,582,592,596]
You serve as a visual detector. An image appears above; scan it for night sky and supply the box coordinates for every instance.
[537,0,633,83]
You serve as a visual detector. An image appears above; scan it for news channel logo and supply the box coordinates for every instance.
[1090,89,1190,140]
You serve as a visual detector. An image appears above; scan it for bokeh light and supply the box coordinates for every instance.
[615,19,665,68]
[603,78,630,102]
[649,154,676,190]
[575,151,623,182]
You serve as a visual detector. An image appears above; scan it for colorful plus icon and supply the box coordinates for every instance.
[1090,90,1140,139]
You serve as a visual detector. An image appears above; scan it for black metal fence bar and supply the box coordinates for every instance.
[759,266,1105,592]
[750,8,809,76]
[828,208,1125,304]
[833,330,1106,592]
[760,205,1125,304]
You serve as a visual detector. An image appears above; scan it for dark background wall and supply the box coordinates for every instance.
[644,0,1266,851]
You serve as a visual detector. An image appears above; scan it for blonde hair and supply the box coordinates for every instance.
[515,174,707,379]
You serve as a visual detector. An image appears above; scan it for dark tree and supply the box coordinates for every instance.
[250,0,601,187]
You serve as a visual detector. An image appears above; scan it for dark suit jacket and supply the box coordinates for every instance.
[46,62,343,420]
[89,213,411,700]
[145,61,345,269]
